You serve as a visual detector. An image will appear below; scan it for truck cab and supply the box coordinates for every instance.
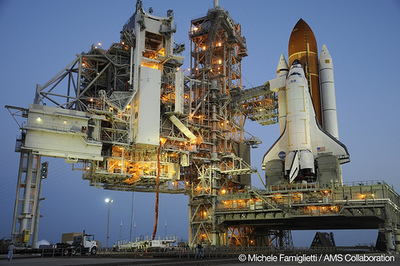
[72,234,97,255]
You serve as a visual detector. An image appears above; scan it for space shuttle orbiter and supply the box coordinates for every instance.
[262,19,349,186]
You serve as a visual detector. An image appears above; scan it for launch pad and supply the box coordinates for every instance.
[5,0,400,252]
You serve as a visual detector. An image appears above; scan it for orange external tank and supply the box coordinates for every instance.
[288,19,322,125]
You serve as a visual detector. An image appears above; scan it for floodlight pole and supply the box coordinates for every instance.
[105,198,113,251]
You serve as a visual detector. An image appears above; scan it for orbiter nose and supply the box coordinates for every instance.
[292,59,302,66]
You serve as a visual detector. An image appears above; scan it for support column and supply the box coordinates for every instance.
[211,196,217,246]
[31,161,45,248]
[385,231,395,252]
[11,153,25,237]
[278,230,284,249]
[11,152,41,245]
[378,223,395,252]
[20,153,34,233]
[394,229,400,253]
[188,193,193,247]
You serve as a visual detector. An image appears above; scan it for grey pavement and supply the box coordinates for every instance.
[0,253,399,266]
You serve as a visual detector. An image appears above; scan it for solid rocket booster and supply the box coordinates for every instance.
[319,44,339,140]
[288,19,322,126]
[277,54,289,134]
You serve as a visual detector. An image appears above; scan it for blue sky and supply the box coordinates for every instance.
[0,0,399,247]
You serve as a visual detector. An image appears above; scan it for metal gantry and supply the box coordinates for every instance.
[7,1,270,247]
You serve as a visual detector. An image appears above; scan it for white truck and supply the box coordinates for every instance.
[70,234,98,255]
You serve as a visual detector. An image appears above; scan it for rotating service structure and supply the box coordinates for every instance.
[6,0,263,247]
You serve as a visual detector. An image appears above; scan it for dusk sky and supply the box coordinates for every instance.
[1,0,399,248]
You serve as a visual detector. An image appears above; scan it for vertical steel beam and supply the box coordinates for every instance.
[31,159,44,248]
[11,153,25,238]
[12,152,41,244]
[19,153,34,233]
[394,229,400,253]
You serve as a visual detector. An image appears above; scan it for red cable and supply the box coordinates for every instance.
[152,142,162,240]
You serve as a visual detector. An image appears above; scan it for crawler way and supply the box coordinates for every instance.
[0,257,239,266]
[0,254,399,266]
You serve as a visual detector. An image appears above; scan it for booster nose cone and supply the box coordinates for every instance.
[320,44,329,56]
[277,54,289,72]
[319,44,332,67]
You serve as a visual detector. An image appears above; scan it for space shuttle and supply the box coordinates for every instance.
[262,19,349,186]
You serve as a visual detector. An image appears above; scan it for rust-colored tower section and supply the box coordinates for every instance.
[288,19,322,125]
